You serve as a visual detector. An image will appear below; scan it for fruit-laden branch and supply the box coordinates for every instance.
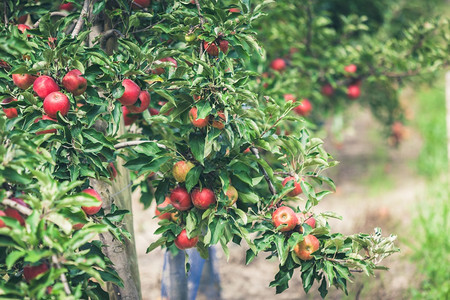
[71,0,90,37]
[250,147,277,195]
[2,199,72,295]
[33,12,68,28]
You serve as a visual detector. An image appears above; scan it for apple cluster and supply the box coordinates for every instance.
[154,160,239,250]
[203,39,229,57]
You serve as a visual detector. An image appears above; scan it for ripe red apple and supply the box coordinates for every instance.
[81,188,102,215]
[172,161,195,183]
[293,235,320,260]
[128,90,150,113]
[0,59,10,69]
[59,2,75,11]
[203,41,219,56]
[270,58,286,72]
[12,73,37,90]
[282,176,303,196]
[35,115,57,135]
[117,79,140,106]
[243,148,251,154]
[212,111,226,129]
[347,85,360,99]
[155,197,172,220]
[321,84,334,97]
[33,76,60,99]
[284,94,295,102]
[225,185,238,206]
[2,98,18,119]
[72,223,84,230]
[4,198,28,226]
[169,187,192,211]
[132,0,151,9]
[43,92,70,118]
[149,108,159,116]
[17,24,30,36]
[229,8,240,13]
[174,229,199,250]
[272,206,298,232]
[293,99,312,116]
[62,69,87,96]
[108,162,118,180]
[23,263,49,282]
[189,107,210,128]
[191,188,216,210]
[297,212,316,229]
[0,210,6,228]
[344,64,357,73]
[122,106,138,126]
[219,40,229,54]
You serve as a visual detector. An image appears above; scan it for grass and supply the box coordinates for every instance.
[408,75,450,299]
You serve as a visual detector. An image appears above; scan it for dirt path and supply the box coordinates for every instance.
[133,104,424,300]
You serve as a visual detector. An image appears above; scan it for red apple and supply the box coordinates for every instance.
[272,206,298,232]
[81,188,102,215]
[122,106,138,126]
[225,185,238,206]
[189,107,210,128]
[211,111,226,129]
[12,73,37,90]
[17,15,28,24]
[347,85,360,99]
[132,0,151,9]
[72,223,84,230]
[297,212,316,229]
[108,162,118,180]
[169,187,192,211]
[282,176,302,196]
[284,94,295,102]
[152,57,177,75]
[191,188,216,210]
[59,2,75,11]
[293,235,320,260]
[2,98,18,119]
[43,92,70,118]
[344,64,357,73]
[229,8,240,13]
[0,59,10,69]
[219,40,229,54]
[321,84,334,97]
[155,197,172,220]
[243,148,251,154]
[203,41,219,56]
[23,263,49,282]
[117,79,140,106]
[149,108,159,116]
[0,210,6,228]
[270,58,286,72]
[17,24,30,36]
[33,76,60,99]
[174,229,198,250]
[172,161,195,183]
[128,90,150,113]
[293,99,312,116]
[35,115,57,135]
[62,69,87,96]
[4,198,28,226]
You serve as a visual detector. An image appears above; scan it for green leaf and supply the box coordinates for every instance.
[185,165,202,192]
[189,132,205,165]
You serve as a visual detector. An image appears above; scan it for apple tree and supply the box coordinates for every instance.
[0,0,411,299]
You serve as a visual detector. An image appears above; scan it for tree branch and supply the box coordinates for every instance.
[51,255,72,295]
[33,12,68,28]
[194,0,205,27]
[100,29,124,49]
[2,199,32,216]
[250,147,277,195]
[71,0,90,38]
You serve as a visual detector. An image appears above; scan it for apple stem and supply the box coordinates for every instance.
[52,255,72,295]
[71,0,90,38]
[250,147,276,195]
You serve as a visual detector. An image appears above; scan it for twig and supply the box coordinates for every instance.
[33,12,68,28]
[194,0,205,26]
[250,147,277,195]
[51,255,72,295]
[130,18,166,34]
[2,199,32,216]
[114,140,167,150]
[71,0,90,38]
